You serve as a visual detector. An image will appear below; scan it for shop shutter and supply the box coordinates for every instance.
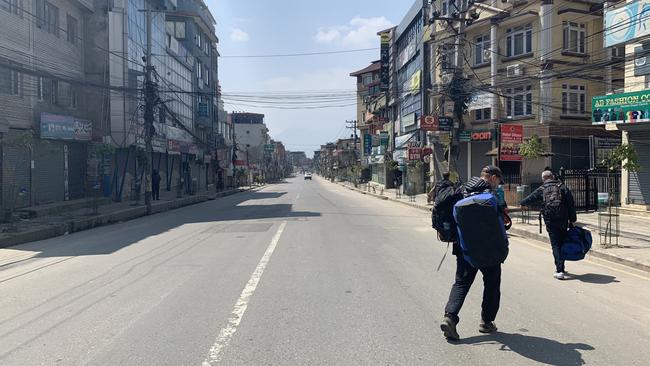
[628,131,650,205]
[2,144,31,209]
[33,141,64,204]
[67,143,86,200]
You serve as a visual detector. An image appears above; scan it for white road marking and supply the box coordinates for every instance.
[202,220,287,365]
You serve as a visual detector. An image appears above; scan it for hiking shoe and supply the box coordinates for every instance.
[479,321,498,334]
[440,316,460,341]
[554,272,567,280]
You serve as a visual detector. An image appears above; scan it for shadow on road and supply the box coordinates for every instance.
[567,273,619,284]
[2,188,320,259]
[459,332,594,366]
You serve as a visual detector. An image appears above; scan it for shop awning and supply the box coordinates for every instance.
[395,131,417,149]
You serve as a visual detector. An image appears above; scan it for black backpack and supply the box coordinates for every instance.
[543,182,568,220]
[431,184,462,242]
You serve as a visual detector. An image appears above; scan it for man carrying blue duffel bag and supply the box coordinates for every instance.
[440,166,509,341]
[521,170,578,280]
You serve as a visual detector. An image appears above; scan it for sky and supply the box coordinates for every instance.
[205,0,413,156]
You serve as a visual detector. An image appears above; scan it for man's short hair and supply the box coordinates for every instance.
[542,170,554,181]
[442,172,451,180]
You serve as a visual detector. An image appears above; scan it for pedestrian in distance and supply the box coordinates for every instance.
[152,169,161,201]
[520,170,577,280]
[441,165,508,341]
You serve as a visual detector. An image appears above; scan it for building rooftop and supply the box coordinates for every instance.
[350,61,381,77]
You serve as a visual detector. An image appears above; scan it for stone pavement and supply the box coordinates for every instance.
[0,185,261,248]
[329,177,650,273]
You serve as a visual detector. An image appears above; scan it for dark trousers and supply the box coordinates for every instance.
[152,185,160,200]
[444,254,501,324]
[546,220,568,273]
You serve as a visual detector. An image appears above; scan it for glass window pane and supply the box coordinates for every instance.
[526,30,532,53]
[514,33,523,55]
[177,22,185,38]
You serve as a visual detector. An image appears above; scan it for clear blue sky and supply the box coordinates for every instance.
[205,0,413,156]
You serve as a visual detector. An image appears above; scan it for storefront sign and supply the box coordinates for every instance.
[409,70,422,95]
[421,115,438,131]
[444,101,455,117]
[605,2,650,47]
[592,90,650,124]
[40,113,92,141]
[363,134,372,155]
[402,113,417,128]
[437,117,453,132]
[380,32,390,91]
[198,103,209,117]
[471,130,493,141]
[408,147,422,161]
[459,130,472,142]
[379,131,389,147]
[500,124,523,162]
[264,144,276,152]
[468,92,492,111]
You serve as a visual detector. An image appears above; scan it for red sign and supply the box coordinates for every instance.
[421,115,438,131]
[408,147,423,161]
[471,130,492,141]
[500,124,523,161]
[422,147,433,156]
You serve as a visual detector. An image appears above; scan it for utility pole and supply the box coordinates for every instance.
[143,4,154,214]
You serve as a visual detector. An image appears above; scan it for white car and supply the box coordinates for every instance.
[304,172,312,180]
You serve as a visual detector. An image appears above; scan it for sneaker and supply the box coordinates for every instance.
[440,316,460,341]
[479,321,498,334]
[554,272,567,280]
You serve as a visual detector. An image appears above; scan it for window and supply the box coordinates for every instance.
[197,60,203,81]
[506,24,532,57]
[44,2,59,36]
[37,76,44,101]
[505,85,533,117]
[440,0,449,16]
[70,87,77,109]
[9,70,21,96]
[67,15,77,44]
[1,0,23,17]
[196,32,202,48]
[562,84,586,115]
[474,108,491,121]
[563,22,585,54]
[51,79,58,104]
[165,21,186,39]
[475,35,490,65]
[362,74,373,85]
[204,65,209,85]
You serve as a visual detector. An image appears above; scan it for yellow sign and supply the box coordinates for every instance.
[409,70,422,95]
[380,33,390,45]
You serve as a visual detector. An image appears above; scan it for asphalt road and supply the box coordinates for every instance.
[0,177,648,366]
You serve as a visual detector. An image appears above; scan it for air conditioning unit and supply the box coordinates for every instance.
[483,49,492,62]
[440,72,453,84]
[506,64,523,77]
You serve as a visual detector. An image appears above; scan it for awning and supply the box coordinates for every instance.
[395,131,417,149]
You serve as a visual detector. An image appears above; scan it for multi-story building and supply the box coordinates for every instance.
[593,2,650,211]
[428,0,620,183]
[1,0,95,210]
[232,112,268,177]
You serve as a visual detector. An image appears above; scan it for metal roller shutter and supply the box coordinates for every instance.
[628,131,650,205]
[33,141,64,204]
[67,143,86,200]
[2,143,31,209]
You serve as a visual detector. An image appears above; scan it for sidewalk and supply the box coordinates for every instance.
[0,185,260,248]
[328,176,650,273]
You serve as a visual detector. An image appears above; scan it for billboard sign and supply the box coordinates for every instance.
[408,147,422,161]
[605,2,650,47]
[40,113,92,141]
[592,90,650,124]
[363,134,372,155]
[380,32,390,91]
[420,115,438,131]
[437,116,453,132]
[500,124,523,162]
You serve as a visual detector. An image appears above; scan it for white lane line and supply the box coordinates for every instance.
[202,220,287,365]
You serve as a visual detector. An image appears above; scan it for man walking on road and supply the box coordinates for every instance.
[441,166,506,341]
[520,170,577,280]
[428,172,453,204]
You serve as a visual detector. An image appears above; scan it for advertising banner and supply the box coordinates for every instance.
[500,124,523,162]
[605,2,650,47]
[408,147,422,161]
[437,116,453,132]
[363,134,372,155]
[592,90,650,124]
[40,113,92,141]
[421,115,438,131]
[380,32,390,91]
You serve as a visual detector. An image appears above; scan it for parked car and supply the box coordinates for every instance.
[304,172,312,180]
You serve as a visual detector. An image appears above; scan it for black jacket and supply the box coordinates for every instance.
[520,179,577,222]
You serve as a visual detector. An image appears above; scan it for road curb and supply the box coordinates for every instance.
[329,177,650,274]
[0,187,258,249]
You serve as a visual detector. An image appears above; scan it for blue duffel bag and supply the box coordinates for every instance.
[562,226,592,261]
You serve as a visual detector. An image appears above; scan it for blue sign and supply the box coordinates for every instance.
[605,2,650,47]
[363,134,372,155]
[198,103,209,117]
[40,113,92,141]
